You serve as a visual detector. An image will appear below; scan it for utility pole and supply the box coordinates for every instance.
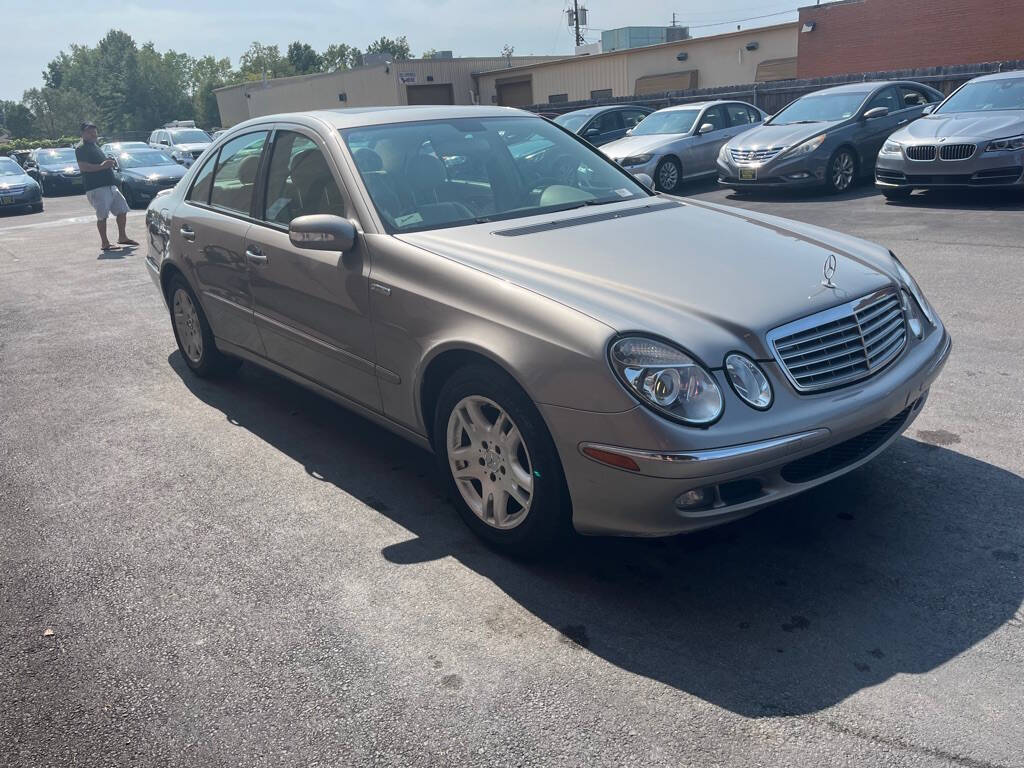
[572,0,584,47]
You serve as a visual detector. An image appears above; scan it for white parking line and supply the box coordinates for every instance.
[0,211,145,235]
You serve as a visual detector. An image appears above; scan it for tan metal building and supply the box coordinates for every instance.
[215,56,562,127]
[476,23,799,108]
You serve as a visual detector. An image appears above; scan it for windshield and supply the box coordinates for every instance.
[629,110,699,136]
[554,113,591,132]
[117,150,177,168]
[0,158,26,176]
[341,116,648,234]
[38,148,78,164]
[770,91,869,124]
[937,77,1024,113]
[169,129,212,144]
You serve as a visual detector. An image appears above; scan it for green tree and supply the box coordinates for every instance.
[22,87,98,138]
[365,35,412,61]
[323,43,362,70]
[190,56,236,127]
[238,42,294,81]
[286,42,324,74]
[421,48,439,59]
[0,101,37,138]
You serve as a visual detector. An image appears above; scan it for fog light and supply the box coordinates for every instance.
[788,172,811,179]
[675,486,714,510]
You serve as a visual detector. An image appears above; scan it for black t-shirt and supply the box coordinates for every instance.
[75,140,116,191]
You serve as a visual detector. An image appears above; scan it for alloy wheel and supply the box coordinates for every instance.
[657,160,679,191]
[446,395,534,530]
[832,151,855,192]
[172,288,204,364]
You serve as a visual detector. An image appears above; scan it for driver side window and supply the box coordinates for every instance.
[700,106,727,132]
[866,88,900,113]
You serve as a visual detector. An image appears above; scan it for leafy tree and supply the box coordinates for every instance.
[287,42,324,74]
[365,35,412,61]
[323,43,362,71]
[421,48,439,59]
[0,101,37,138]
[238,42,294,81]
[190,56,236,127]
[22,87,98,138]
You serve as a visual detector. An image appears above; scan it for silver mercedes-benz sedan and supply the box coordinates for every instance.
[875,70,1024,198]
[145,106,950,556]
[601,101,765,193]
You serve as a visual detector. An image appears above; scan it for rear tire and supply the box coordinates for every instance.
[882,187,913,201]
[433,364,571,558]
[166,275,241,378]
[655,157,683,194]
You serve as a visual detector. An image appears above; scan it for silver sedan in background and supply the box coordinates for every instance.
[601,100,765,193]
[876,70,1024,198]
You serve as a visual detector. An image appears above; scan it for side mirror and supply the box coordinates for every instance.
[922,104,935,115]
[698,123,715,135]
[634,172,654,189]
[584,127,601,138]
[289,214,357,252]
[625,128,634,137]
[863,106,890,120]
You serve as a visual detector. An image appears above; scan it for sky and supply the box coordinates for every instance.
[2,0,801,102]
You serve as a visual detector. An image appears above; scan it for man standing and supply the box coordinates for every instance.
[75,121,138,251]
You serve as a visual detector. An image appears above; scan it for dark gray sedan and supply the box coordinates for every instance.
[875,70,1024,198]
[553,105,654,146]
[718,81,943,193]
[113,148,186,208]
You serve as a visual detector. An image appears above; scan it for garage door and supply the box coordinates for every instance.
[496,79,533,108]
[406,84,455,105]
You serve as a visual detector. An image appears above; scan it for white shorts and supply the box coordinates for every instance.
[86,185,130,220]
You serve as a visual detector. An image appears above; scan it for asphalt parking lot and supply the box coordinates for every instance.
[2,183,1022,767]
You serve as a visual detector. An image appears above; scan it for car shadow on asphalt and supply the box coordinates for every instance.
[881,187,1024,211]
[168,351,1024,718]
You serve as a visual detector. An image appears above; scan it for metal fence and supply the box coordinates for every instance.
[525,59,1024,116]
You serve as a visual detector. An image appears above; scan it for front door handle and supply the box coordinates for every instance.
[180,225,195,242]
[245,246,268,265]
[897,119,909,126]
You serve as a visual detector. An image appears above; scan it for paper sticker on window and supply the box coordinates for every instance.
[615,188,632,197]
[395,212,424,227]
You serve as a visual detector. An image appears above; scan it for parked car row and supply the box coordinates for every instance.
[554,69,1024,200]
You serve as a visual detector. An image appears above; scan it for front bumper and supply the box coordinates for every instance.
[544,325,951,537]
[617,157,660,182]
[39,173,85,193]
[717,152,829,189]
[0,185,42,208]
[875,146,1024,189]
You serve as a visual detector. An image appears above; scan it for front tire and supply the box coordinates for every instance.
[655,156,682,194]
[433,364,570,557]
[167,275,241,378]
[30,203,43,213]
[826,148,857,194]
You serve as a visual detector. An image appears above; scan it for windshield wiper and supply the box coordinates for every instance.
[773,120,821,125]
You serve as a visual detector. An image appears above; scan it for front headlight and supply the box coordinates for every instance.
[891,253,936,327]
[718,143,731,163]
[984,134,1024,152]
[620,154,653,167]
[724,353,772,410]
[880,140,902,155]
[610,337,724,425]
[784,133,827,158]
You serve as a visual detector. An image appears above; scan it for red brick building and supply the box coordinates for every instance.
[797,0,1024,78]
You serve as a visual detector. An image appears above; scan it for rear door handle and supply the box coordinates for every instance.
[180,225,195,242]
[245,246,268,265]
[897,119,909,126]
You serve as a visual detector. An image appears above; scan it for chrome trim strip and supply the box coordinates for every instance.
[201,290,253,318]
[579,428,830,479]
[253,310,377,377]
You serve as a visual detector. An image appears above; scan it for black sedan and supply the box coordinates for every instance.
[554,104,654,146]
[718,80,944,194]
[0,156,43,213]
[113,148,186,208]
[24,147,85,195]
